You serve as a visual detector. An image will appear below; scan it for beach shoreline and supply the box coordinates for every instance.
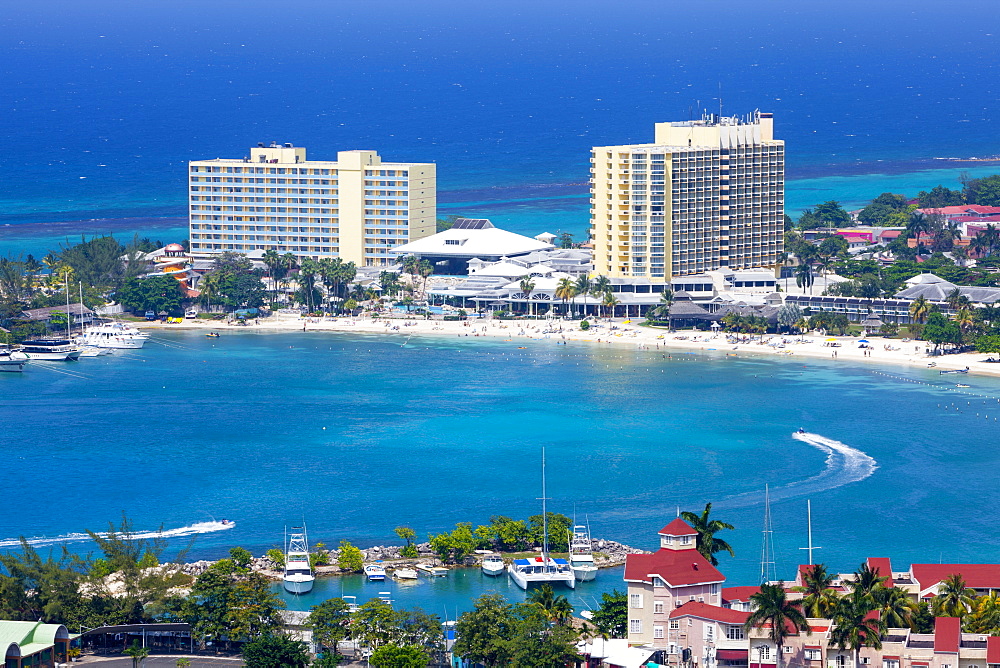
[138,313,1000,380]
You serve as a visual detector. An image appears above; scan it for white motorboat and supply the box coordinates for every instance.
[481,554,505,576]
[282,526,315,595]
[78,346,112,358]
[19,339,82,361]
[0,348,29,372]
[393,567,419,580]
[507,449,575,590]
[79,322,148,349]
[508,556,575,590]
[415,563,448,577]
[569,524,598,582]
[364,563,387,581]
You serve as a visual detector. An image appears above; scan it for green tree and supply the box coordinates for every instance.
[307,598,353,656]
[590,590,627,638]
[830,590,884,668]
[558,232,574,249]
[793,564,839,619]
[369,644,429,668]
[814,201,852,227]
[965,174,1000,206]
[527,584,574,625]
[923,311,961,351]
[351,599,399,651]
[241,634,309,668]
[528,513,572,552]
[858,193,908,226]
[680,503,735,566]
[395,527,418,558]
[504,603,580,668]
[554,277,576,315]
[124,640,150,668]
[795,262,814,294]
[117,275,185,315]
[337,540,364,572]
[873,586,917,630]
[744,583,811,668]
[909,296,931,324]
[818,235,850,258]
[453,594,515,668]
[932,574,975,618]
[918,185,965,208]
[265,549,284,569]
[519,276,536,316]
[963,592,1000,633]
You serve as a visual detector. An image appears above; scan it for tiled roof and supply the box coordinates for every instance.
[659,518,697,536]
[912,564,1000,591]
[866,557,893,578]
[669,601,749,624]
[722,585,760,602]
[934,617,960,654]
[624,548,724,587]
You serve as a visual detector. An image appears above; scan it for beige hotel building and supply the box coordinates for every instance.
[590,112,784,281]
[188,144,436,266]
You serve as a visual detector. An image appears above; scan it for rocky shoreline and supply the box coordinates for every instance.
[178,538,649,580]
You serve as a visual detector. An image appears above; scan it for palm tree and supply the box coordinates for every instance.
[907,212,932,249]
[794,564,839,619]
[575,275,592,317]
[945,288,963,311]
[964,592,1000,633]
[198,272,221,312]
[909,296,931,324]
[601,290,619,319]
[527,584,574,626]
[279,252,299,303]
[298,258,320,312]
[555,277,576,315]
[262,249,282,305]
[795,262,814,295]
[932,574,975,618]
[873,586,917,630]
[680,503,735,566]
[954,307,974,335]
[418,259,433,299]
[847,563,888,598]
[744,583,811,668]
[656,288,674,329]
[519,277,536,316]
[591,276,611,317]
[829,589,884,668]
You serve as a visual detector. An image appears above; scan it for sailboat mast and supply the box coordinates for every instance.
[541,448,549,571]
[65,273,71,339]
[806,499,813,565]
[759,484,775,584]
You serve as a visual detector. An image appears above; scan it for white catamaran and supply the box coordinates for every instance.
[507,449,575,590]
[569,524,598,582]
[282,526,315,595]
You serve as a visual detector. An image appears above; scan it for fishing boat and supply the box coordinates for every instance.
[415,563,449,577]
[79,322,147,349]
[940,367,970,374]
[206,332,220,338]
[508,449,575,590]
[0,348,29,372]
[282,526,315,595]
[364,563,387,581]
[481,554,505,576]
[568,525,598,582]
[393,567,418,580]
[19,339,82,361]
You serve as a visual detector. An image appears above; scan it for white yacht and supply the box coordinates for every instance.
[364,563,387,581]
[79,322,148,349]
[569,524,598,582]
[393,567,418,580]
[282,526,315,595]
[507,449,575,590]
[481,554,505,576]
[19,339,82,361]
[0,348,29,372]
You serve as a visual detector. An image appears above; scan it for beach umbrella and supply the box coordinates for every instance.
[858,339,870,343]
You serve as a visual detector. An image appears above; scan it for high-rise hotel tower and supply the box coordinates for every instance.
[188,144,436,266]
[590,112,784,281]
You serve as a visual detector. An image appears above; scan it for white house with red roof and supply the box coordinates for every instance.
[667,601,751,668]
[624,519,726,649]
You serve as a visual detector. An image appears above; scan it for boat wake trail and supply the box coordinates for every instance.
[0,521,235,549]
[721,432,878,509]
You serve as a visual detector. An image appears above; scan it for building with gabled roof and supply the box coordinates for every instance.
[624,519,726,649]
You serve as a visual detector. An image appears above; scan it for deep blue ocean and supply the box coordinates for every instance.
[5,332,1000,612]
[2,0,1000,256]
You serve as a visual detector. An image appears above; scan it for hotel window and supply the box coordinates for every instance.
[882,661,898,668]
[654,626,665,639]
[630,594,643,609]
[669,620,680,630]
[654,601,664,614]
[630,619,642,634]
[835,655,846,668]
[804,650,821,661]
[681,535,692,545]
[726,626,744,640]
[756,646,770,661]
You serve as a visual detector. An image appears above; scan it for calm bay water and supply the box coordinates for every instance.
[4,331,1000,612]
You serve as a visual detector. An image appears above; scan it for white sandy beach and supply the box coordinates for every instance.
[138,313,1000,380]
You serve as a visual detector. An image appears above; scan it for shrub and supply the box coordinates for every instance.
[580,320,590,331]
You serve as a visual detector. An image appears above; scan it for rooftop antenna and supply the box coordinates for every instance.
[798,499,822,565]
[759,484,776,584]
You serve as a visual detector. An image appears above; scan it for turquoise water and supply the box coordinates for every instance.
[5,330,1000,613]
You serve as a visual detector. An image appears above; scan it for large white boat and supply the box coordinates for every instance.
[282,526,315,595]
[0,348,29,372]
[507,449,575,590]
[481,553,505,576]
[364,563,387,581]
[19,339,82,361]
[569,524,598,582]
[393,567,418,580]
[79,322,148,349]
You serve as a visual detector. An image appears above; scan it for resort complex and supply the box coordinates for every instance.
[188,144,436,267]
[590,111,785,280]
